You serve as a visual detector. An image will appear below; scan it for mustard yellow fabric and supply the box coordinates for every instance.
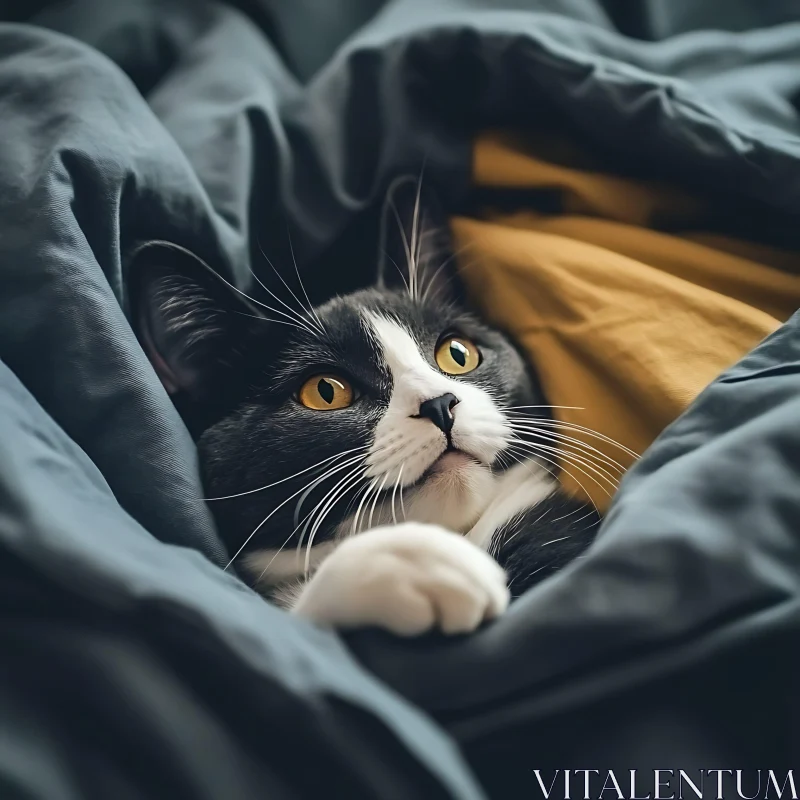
[453,132,800,511]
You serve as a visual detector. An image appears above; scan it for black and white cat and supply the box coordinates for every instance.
[133,181,603,636]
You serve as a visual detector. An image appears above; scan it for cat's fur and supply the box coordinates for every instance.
[132,180,601,636]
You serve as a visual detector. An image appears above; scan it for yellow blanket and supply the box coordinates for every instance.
[453,132,800,510]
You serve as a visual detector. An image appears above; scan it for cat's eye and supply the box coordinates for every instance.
[435,336,480,375]
[298,374,354,411]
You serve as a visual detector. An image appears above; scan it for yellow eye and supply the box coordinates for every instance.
[298,374,354,411]
[435,336,480,375]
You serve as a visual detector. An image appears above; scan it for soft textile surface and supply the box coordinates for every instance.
[454,133,800,509]
[1,1,799,797]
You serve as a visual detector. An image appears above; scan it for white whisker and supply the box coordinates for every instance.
[298,465,366,551]
[255,234,325,336]
[506,444,605,515]
[379,175,417,291]
[410,172,427,302]
[390,464,404,525]
[511,437,619,491]
[248,260,318,337]
[499,405,585,412]
[418,241,477,306]
[380,251,411,294]
[302,466,367,574]
[224,455,367,570]
[507,421,627,473]
[511,445,615,500]
[285,227,327,334]
[550,508,598,527]
[232,311,312,332]
[206,446,368,501]
[540,536,571,548]
[368,472,390,531]
[292,452,368,531]
[352,477,379,536]
[506,414,640,459]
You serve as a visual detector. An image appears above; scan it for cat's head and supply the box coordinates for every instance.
[132,179,548,577]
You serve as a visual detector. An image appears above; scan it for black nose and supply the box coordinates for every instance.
[417,393,459,434]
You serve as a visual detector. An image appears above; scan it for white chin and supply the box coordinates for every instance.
[426,449,480,476]
[403,453,495,532]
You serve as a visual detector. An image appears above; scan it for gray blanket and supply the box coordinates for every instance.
[1,1,798,797]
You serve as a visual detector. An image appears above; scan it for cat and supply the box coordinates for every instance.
[132,179,604,636]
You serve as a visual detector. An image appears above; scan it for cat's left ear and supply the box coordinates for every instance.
[129,241,262,410]
[375,176,462,304]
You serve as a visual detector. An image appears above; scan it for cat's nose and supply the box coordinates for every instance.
[417,393,459,434]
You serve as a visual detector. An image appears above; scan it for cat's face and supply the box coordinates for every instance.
[133,183,548,576]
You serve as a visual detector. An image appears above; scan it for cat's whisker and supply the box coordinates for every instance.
[285,227,327,335]
[295,460,368,555]
[540,535,571,548]
[172,246,316,337]
[380,251,411,294]
[224,456,368,570]
[505,413,640,459]
[254,528,302,585]
[509,445,615,502]
[339,480,373,539]
[292,452,369,531]
[366,439,438,476]
[352,477,380,537]
[302,466,366,548]
[418,242,477,306]
[390,464,404,525]
[545,422,640,460]
[499,404,585,412]
[248,257,319,337]
[302,467,367,574]
[506,444,605,516]
[408,173,424,302]
[256,464,364,585]
[368,472,390,531]
[338,476,371,538]
[255,233,325,336]
[507,420,629,469]
[503,446,569,491]
[550,508,598,527]
[381,177,416,295]
[233,310,313,333]
[294,474,357,570]
[142,242,281,327]
[206,446,368,501]
[507,422,627,473]
[399,473,407,521]
[511,437,619,492]
[252,277,319,337]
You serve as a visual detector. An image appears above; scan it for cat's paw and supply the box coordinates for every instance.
[292,523,509,636]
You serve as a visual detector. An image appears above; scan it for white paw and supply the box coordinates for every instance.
[291,523,510,636]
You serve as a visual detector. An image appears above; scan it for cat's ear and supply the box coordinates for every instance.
[131,242,260,406]
[376,176,462,304]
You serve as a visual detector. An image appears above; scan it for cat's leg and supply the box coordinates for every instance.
[291,523,510,636]
[493,489,601,599]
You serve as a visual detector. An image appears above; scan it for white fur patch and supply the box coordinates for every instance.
[361,312,510,531]
[292,522,510,635]
[467,461,555,550]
